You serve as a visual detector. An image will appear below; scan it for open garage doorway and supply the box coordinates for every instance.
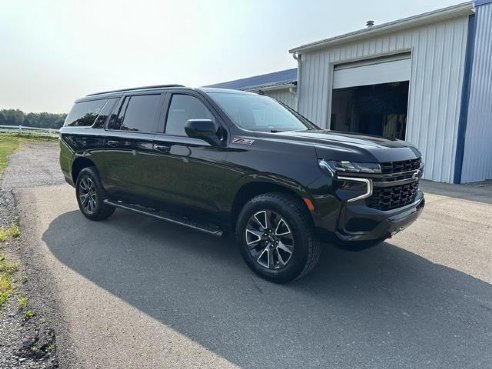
[330,53,411,140]
[330,81,409,140]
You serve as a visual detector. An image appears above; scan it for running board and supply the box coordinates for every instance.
[103,199,223,237]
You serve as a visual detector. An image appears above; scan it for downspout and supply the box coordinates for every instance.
[292,52,301,111]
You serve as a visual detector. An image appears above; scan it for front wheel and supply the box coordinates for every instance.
[75,167,115,221]
[236,192,321,283]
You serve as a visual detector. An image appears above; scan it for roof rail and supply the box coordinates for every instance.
[87,84,185,96]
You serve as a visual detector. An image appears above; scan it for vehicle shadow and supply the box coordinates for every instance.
[42,210,492,369]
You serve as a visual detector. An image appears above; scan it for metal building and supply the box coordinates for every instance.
[207,68,298,109]
[459,0,492,182]
[210,1,491,183]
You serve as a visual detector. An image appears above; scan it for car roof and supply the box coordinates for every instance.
[75,85,257,103]
[199,87,257,95]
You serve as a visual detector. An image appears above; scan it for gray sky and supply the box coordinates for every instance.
[0,0,464,113]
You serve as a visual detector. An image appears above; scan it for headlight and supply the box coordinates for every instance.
[318,159,381,176]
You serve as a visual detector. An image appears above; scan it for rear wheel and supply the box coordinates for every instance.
[236,192,321,283]
[75,167,115,221]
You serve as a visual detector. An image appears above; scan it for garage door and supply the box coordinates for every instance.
[333,53,411,89]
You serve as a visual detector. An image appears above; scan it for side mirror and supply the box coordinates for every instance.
[184,119,220,145]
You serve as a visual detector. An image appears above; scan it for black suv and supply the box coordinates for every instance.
[60,85,425,283]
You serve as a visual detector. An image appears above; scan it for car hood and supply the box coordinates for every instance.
[255,130,421,163]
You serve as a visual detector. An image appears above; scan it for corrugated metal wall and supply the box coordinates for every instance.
[461,3,492,182]
[297,16,469,182]
[265,89,297,110]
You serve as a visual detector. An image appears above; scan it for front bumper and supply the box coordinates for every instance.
[313,190,425,243]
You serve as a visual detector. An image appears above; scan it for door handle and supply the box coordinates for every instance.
[106,140,118,147]
[154,144,170,153]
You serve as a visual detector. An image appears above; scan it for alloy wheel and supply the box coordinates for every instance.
[245,210,295,270]
[78,176,97,214]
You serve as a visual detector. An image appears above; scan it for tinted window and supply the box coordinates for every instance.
[65,99,107,127]
[165,94,214,136]
[108,94,161,132]
[93,98,118,128]
[208,92,315,132]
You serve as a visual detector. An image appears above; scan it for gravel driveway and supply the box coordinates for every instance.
[6,141,492,369]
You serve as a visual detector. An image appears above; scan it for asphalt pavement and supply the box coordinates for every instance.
[5,141,492,369]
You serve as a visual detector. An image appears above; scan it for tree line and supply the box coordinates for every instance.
[0,109,67,129]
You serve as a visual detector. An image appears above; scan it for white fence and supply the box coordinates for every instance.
[0,125,60,137]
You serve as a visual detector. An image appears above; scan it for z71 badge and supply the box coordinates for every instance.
[232,137,255,145]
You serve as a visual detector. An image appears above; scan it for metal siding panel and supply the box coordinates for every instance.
[462,4,492,182]
[297,16,469,182]
[265,89,297,110]
[318,53,328,128]
[438,22,456,182]
[433,25,450,181]
[406,30,422,146]
[309,53,317,122]
[314,52,322,124]
[307,53,316,121]
[320,52,328,125]
[447,19,468,182]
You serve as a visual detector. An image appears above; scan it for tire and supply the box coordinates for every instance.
[75,167,115,221]
[236,192,321,283]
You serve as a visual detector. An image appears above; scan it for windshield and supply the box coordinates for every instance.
[207,92,316,132]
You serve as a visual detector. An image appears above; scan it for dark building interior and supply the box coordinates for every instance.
[330,81,409,140]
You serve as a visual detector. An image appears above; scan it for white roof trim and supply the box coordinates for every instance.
[245,82,297,92]
[289,2,473,53]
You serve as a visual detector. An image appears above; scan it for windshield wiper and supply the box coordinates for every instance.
[270,129,283,133]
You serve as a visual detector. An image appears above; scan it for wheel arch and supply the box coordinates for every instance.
[230,181,313,229]
[71,157,95,184]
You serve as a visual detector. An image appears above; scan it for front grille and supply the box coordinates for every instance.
[367,158,421,211]
[368,181,419,211]
[367,182,419,210]
[380,158,421,174]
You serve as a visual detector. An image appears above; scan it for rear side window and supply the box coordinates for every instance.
[108,94,161,132]
[165,94,214,136]
[65,99,107,127]
[93,98,118,128]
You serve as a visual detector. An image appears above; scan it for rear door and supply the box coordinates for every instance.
[149,91,231,217]
[101,92,165,202]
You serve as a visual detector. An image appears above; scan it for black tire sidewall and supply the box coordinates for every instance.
[236,194,313,283]
[75,167,109,220]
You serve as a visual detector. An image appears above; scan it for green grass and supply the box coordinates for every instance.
[0,132,58,141]
[0,133,58,178]
[0,224,21,242]
[0,134,34,310]
[9,224,20,238]
[0,256,18,308]
[45,343,55,354]
[18,295,35,321]
[0,274,14,307]
[0,136,20,177]
[18,295,28,309]
[24,309,35,319]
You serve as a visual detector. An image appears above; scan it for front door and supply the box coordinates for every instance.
[149,92,231,218]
